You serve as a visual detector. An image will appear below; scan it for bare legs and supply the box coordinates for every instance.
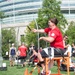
[33,50,54,73]
[48,60,54,70]
[37,52,45,71]
[33,50,45,71]
[10,60,14,66]
[37,52,44,61]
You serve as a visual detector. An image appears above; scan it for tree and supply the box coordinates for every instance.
[37,0,67,30]
[25,0,67,48]
[0,11,5,60]
[25,21,38,46]
[65,21,75,44]
[0,11,4,19]
[2,28,16,57]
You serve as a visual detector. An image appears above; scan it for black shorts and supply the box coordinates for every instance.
[40,50,48,58]
[40,47,65,58]
[18,56,26,60]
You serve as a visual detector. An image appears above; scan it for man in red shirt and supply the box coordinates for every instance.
[32,18,65,75]
[18,42,28,67]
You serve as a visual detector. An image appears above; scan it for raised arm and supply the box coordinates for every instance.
[32,29,45,33]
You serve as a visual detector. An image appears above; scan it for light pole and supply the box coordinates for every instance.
[35,20,40,50]
[34,20,48,50]
[12,0,18,49]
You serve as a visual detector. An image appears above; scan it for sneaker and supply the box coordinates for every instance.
[47,70,51,75]
[41,70,45,75]
[41,72,45,75]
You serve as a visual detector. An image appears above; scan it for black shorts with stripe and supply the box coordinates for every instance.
[40,48,66,58]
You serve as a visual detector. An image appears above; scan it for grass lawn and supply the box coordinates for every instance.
[0,60,74,75]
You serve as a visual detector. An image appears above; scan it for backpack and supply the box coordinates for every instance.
[10,48,16,55]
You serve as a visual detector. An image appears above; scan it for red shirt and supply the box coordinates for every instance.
[18,45,28,56]
[44,27,64,49]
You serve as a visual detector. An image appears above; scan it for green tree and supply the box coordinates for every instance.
[37,0,67,30]
[2,28,16,57]
[65,21,75,44]
[0,11,5,59]
[25,21,38,46]
[0,11,4,19]
[25,0,67,48]
[21,35,25,43]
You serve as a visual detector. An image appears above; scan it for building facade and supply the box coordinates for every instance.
[60,0,75,21]
[0,0,42,25]
[0,0,42,44]
[0,0,75,44]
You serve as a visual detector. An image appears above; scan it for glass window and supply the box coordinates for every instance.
[0,0,41,8]
[61,10,69,14]
[2,5,40,12]
[70,4,75,6]
[70,10,75,14]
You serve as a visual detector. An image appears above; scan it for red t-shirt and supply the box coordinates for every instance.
[44,27,64,49]
[18,45,28,57]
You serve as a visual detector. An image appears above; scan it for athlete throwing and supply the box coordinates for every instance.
[32,18,65,75]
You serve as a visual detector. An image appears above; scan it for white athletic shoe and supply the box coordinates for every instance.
[47,70,51,75]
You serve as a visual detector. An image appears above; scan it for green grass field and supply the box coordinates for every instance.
[0,60,74,75]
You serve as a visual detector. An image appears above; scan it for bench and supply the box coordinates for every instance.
[45,52,70,75]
